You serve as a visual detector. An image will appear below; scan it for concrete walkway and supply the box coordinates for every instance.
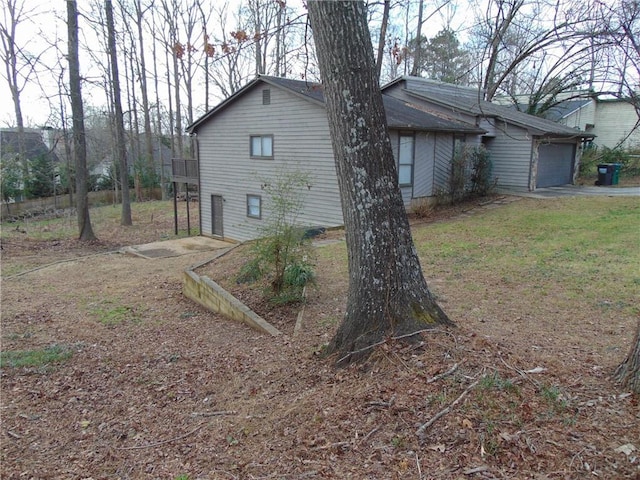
[122,236,234,259]
[498,185,640,198]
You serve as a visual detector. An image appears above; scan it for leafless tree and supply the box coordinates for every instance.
[67,0,96,240]
[105,0,132,225]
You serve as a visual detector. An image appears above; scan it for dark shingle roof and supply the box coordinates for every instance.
[187,75,484,134]
[382,77,594,138]
[0,129,59,162]
[534,99,592,121]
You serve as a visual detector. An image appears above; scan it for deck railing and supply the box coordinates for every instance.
[171,158,198,183]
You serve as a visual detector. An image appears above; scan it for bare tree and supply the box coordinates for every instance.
[0,0,45,196]
[307,0,453,365]
[67,0,96,241]
[105,0,132,225]
[375,0,391,80]
[467,0,621,102]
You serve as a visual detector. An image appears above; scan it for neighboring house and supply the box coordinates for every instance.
[496,94,640,150]
[90,135,174,186]
[382,77,594,191]
[0,128,62,200]
[186,75,484,242]
[554,97,639,150]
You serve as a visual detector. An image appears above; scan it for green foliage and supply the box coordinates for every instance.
[0,344,73,368]
[238,168,316,303]
[133,158,160,189]
[480,372,518,393]
[580,145,640,178]
[410,28,470,84]
[449,144,469,203]
[91,300,142,326]
[445,144,494,204]
[470,146,494,196]
[24,154,55,199]
[0,156,23,202]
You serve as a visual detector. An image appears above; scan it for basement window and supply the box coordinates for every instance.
[247,194,262,219]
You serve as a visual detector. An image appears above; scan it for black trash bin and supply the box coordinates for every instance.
[596,163,613,186]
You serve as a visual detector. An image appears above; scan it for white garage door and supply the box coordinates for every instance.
[537,143,575,188]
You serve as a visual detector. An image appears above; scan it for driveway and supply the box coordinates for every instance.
[499,184,640,198]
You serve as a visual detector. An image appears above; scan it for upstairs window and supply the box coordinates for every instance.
[250,135,273,158]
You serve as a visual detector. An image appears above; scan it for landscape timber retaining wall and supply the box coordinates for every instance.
[183,269,281,336]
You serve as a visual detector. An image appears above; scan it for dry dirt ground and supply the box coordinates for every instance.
[1,199,638,479]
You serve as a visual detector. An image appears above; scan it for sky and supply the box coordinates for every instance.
[1,0,465,130]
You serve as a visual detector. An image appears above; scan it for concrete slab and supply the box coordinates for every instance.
[122,236,235,259]
[498,185,640,199]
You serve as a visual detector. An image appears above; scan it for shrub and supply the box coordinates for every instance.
[237,168,316,304]
[579,146,640,178]
[446,144,494,204]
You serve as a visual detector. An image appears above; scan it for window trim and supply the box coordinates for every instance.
[250,135,274,159]
[246,194,262,219]
[398,133,415,187]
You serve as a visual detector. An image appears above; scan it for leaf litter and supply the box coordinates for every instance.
[1,197,639,478]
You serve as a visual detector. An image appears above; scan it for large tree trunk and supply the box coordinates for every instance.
[105,0,132,225]
[67,0,96,242]
[307,0,453,365]
[614,322,640,393]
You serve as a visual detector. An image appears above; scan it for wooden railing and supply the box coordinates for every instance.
[171,158,198,183]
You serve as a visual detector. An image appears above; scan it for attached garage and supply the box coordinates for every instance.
[536,143,576,188]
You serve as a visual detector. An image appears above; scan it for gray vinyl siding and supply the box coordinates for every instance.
[485,120,533,189]
[390,130,444,203]
[196,86,342,242]
[413,132,437,197]
[434,135,454,191]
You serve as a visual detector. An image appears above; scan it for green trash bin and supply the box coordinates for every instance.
[611,163,622,185]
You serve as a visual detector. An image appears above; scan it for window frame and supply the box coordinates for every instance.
[397,133,415,187]
[246,194,262,219]
[250,135,274,159]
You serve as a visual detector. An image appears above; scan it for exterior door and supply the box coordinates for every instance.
[211,195,223,237]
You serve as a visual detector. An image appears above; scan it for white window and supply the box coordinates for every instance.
[247,194,262,219]
[250,135,273,158]
[398,135,414,186]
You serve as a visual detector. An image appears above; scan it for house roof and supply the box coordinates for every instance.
[0,128,60,163]
[382,77,594,138]
[187,75,485,135]
[533,99,592,122]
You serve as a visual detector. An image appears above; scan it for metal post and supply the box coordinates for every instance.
[186,183,191,236]
[173,181,178,235]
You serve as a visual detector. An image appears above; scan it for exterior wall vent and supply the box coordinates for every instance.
[262,89,271,105]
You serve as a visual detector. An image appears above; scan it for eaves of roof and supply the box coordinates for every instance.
[187,75,484,135]
[402,89,594,139]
